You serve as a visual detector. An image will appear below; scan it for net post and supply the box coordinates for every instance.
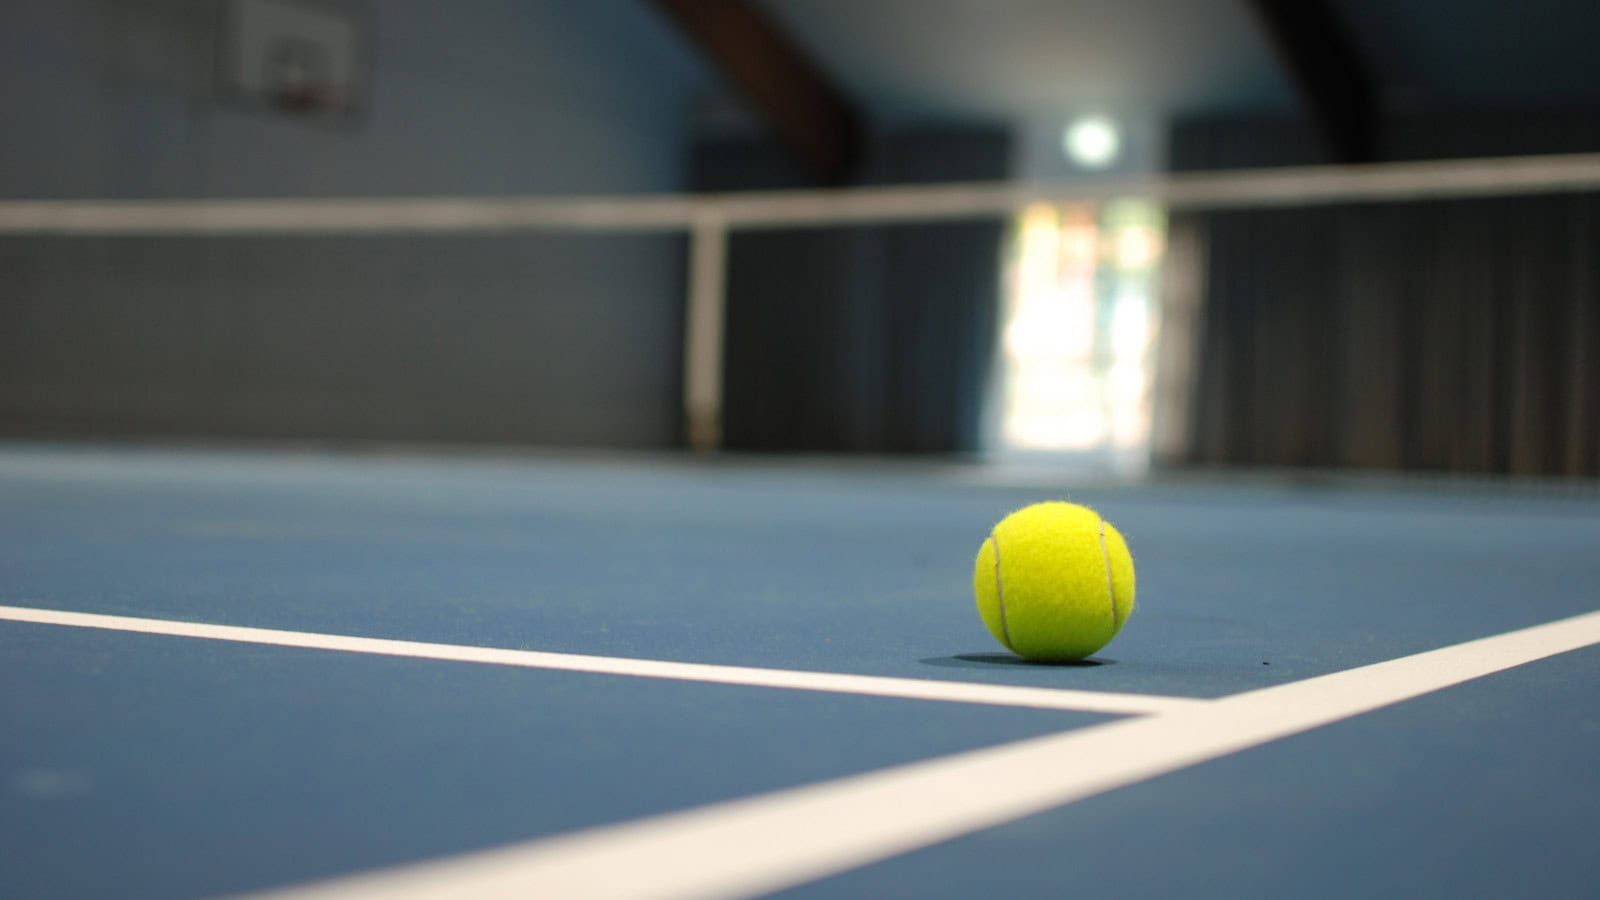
[684,213,728,452]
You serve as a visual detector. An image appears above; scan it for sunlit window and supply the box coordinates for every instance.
[996,199,1166,469]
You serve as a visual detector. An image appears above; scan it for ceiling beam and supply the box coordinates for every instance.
[1245,0,1378,163]
[650,0,865,183]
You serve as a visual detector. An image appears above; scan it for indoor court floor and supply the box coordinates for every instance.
[2,441,1598,898]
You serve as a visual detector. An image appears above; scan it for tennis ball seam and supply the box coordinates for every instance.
[987,533,1015,651]
[1096,516,1119,630]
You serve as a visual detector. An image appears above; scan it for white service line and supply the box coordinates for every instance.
[256,609,1600,900]
[0,605,1197,716]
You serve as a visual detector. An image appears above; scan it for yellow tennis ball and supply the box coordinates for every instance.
[973,502,1136,661]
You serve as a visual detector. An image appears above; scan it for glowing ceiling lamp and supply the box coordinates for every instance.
[1062,115,1121,169]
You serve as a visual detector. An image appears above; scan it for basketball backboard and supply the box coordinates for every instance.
[219,0,362,121]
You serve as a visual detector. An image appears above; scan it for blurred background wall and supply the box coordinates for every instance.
[0,0,706,446]
[1173,110,1600,476]
[1,0,1597,474]
[696,128,1009,453]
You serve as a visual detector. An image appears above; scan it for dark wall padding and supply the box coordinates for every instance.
[695,128,1009,453]
[1173,110,1600,476]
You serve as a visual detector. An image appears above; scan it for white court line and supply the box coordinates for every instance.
[0,605,1197,716]
[255,609,1600,900]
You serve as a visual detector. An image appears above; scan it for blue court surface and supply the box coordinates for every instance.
[2,442,1598,899]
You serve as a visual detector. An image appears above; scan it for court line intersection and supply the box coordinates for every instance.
[4,604,1597,899]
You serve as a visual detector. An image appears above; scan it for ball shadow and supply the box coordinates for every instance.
[920,652,1114,670]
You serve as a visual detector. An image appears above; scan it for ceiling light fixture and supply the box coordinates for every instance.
[1062,115,1121,169]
